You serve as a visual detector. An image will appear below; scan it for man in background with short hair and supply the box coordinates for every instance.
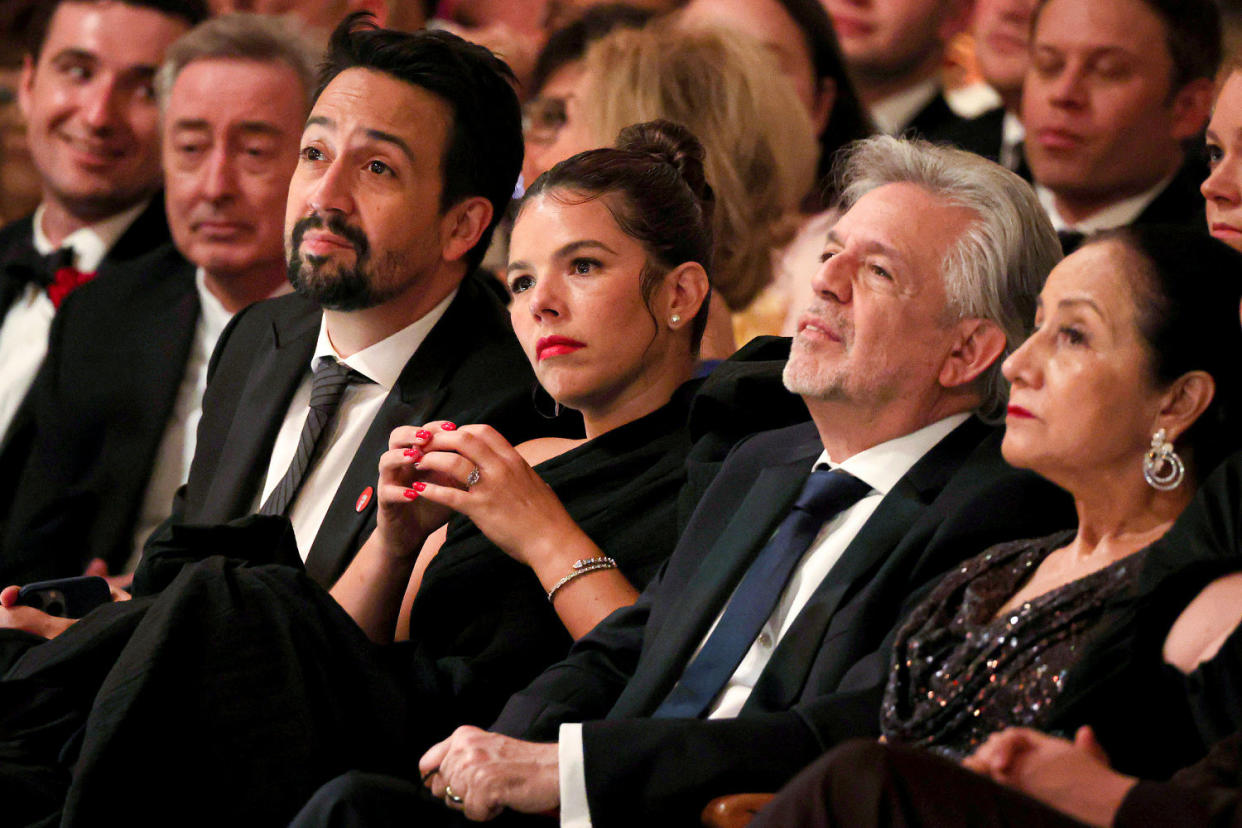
[0,13,317,586]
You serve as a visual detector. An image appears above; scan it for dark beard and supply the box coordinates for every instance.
[287,213,388,311]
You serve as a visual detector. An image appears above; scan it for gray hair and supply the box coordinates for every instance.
[835,135,1062,421]
[156,13,320,113]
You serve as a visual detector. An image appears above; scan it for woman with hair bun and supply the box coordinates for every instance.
[336,118,718,643]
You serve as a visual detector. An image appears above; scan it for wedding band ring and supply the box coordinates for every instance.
[444,784,464,805]
[466,466,481,489]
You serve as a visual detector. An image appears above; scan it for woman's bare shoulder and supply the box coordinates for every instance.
[1163,571,1242,673]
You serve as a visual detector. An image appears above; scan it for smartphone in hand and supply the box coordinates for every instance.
[16,576,111,618]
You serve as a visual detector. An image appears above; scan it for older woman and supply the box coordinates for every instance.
[880,227,1242,757]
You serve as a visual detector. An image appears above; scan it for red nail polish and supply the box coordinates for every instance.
[441,422,457,431]
[403,488,418,499]
[415,430,432,441]
[404,448,422,461]
[413,481,427,492]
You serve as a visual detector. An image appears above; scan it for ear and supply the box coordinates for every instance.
[1156,370,1216,444]
[938,318,1007,390]
[662,261,710,332]
[1169,77,1215,142]
[439,196,494,264]
[17,54,35,122]
[810,77,836,139]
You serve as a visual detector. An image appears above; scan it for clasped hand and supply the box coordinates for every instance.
[962,726,1137,827]
[376,422,574,566]
[419,726,560,821]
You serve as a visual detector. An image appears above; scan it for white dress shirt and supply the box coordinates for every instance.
[1036,171,1174,234]
[557,413,972,827]
[869,78,940,136]
[0,200,150,443]
[124,270,236,570]
[257,291,455,558]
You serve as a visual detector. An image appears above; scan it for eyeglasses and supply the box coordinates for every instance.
[523,96,569,144]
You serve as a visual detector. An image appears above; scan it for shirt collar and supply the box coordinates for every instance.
[1035,171,1174,234]
[194,267,236,339]
[32,198,151,272]
[812,412,972,497]
[312,288,458,391]
[870,78,941,136]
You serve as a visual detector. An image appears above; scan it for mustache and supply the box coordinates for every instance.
[290,212,370,259]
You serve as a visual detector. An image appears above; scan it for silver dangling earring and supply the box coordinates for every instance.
[1143,428,1185,491]
[670,314,681,327]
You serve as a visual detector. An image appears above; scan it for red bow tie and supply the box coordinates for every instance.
[47,266,97,309]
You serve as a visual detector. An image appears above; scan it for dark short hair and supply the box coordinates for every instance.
[316,16,523,273]
[26,0,208,60]
[531,3,655,96]
[1088,225,1242,483]
[522,119,715,355]
[1033,0,1221,92]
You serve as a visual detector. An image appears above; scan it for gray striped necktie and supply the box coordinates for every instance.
[259,356,366,517]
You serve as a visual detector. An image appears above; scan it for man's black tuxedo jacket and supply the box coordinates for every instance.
[0,199,174,560]
[491,417,1074,825]
[1,243,198,583]
[157,270,563,588]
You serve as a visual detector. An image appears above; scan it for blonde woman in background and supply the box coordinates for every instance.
[524,22,820,358]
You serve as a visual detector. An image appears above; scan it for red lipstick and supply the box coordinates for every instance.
[536,335,585,360]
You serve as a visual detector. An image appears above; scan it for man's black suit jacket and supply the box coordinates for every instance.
[1,243,198,583]
[0,198,174,554]
[491,417,1074,825]
[1134,154,1210,231]
[902,91,972,145]
[155,270,565,589]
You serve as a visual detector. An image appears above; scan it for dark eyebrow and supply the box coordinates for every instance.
[171,119,283,137]
[506,239,618,273]
[365,128,415,162]
[49,48,158,79]
[301,116,414,161]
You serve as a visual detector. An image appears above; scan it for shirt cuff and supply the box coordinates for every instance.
[558,723,592,827]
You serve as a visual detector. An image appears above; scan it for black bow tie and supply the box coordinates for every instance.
[0,244,74,288]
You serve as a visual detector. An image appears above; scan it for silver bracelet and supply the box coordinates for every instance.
[546,556,618,603]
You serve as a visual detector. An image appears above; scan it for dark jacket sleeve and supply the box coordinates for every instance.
[1118,731,1242,828]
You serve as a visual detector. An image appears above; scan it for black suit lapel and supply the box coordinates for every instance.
[1134,156,1209,231]
[200,307,319,523]
[743,418,989,713]
[610,434,823,718]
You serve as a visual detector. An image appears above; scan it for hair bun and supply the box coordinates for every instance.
[616,119,715,212]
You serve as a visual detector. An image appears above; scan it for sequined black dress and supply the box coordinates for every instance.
[880,529,1145,757]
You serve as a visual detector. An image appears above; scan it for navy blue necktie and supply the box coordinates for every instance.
[653,467,872,719]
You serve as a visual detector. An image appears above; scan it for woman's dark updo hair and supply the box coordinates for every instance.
[519,119,715,355]
[1089,225,1242,482]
